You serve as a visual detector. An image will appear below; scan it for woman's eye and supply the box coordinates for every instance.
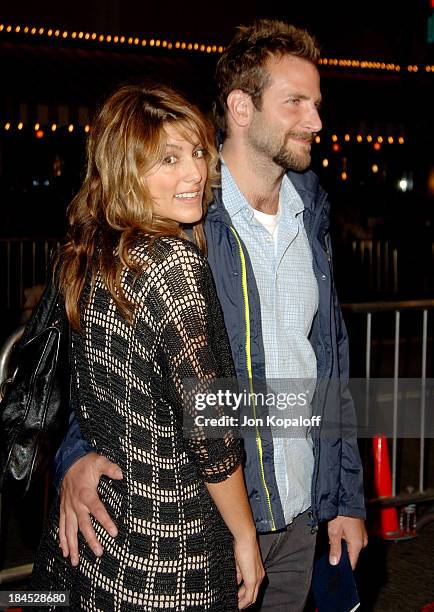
[194,148,206,158]
[163,155,177,164]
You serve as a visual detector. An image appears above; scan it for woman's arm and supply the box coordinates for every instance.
[206,465,264,609]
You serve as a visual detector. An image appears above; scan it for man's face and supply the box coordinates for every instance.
[247,54,322,171]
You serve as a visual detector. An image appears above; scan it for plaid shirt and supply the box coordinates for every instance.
[221,159,318,525]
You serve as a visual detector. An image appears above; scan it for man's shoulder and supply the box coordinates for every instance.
[205,186,230,224]
[286,169,323,198]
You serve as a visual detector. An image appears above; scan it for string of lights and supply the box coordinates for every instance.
[1,123,407,186]
[0,23,223,54]
[2,122,90,137]
[1,122,407,145]
[315,135,405,145]
[1,22,434,72]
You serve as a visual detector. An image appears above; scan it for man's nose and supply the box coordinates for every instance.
[304,106,322,133]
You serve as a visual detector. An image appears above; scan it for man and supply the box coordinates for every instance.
[55,19,367,611]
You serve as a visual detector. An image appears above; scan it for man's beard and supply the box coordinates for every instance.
[272,131,313,171]
[248,118,313,172]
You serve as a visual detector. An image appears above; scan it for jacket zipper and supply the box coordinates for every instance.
[229,226,276,531]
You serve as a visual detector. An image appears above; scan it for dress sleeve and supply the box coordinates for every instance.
[145,238,243,483]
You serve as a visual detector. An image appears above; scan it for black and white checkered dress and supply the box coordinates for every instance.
[31,236,243,611]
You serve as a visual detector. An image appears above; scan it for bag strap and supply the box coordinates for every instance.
[17,254,61,349]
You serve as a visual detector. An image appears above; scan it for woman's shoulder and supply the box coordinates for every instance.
[132,235,207,268]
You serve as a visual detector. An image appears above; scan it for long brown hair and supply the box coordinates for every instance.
[58,84,219,329]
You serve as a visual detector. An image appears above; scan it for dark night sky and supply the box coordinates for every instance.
[0,0,431,62]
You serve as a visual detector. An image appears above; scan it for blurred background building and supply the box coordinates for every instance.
[1,1,434,316]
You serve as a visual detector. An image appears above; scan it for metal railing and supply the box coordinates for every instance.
[0,238,60,312]
[349,239,434,296]
[351,239,399,294]
[342,299,434,507]
[1,238,433,316]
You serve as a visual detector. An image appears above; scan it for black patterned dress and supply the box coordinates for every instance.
[31,237,243,611]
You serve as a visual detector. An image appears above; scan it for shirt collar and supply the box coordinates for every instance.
[221,157,253,219]
[280,174,305,218]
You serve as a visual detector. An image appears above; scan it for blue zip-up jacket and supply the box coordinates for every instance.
[54,169,366,532]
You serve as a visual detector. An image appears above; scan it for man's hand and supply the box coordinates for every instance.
[58,453,123,566]
[328,516,368,570]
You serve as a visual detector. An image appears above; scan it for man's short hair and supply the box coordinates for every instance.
[214,19,320,135]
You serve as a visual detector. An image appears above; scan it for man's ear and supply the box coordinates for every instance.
[226,90,253,128]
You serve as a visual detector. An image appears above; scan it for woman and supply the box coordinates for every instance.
[31,84,263,610]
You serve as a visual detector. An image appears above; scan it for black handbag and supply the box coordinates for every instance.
[0,278,71,493]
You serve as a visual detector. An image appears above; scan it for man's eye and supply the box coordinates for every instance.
[163,155,177,164]
[194,148,206,158]
[288,98,300,105]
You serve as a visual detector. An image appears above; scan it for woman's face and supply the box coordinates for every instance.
[146,124,208,225]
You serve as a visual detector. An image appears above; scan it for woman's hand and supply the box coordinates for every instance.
[234,533,265,609]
